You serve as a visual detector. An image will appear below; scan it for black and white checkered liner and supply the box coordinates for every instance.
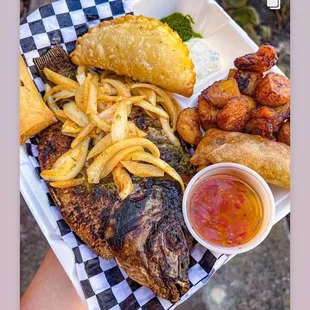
[21,1,229,309]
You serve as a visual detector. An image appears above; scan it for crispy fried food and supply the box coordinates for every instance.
[176,108,202,145]
[190,129,290,188]
[273,102,290,121]
[20,55,57,145]
[241,95,257,111]
[277,122,290,146]
[201,79,241,108]
[234,44,278,72]
[256,73,290,107]
[250,106,283,132]
[245,118,275,140]
[70,15,196,97]
[217,97,250,131]
[197,94,220,130]
[228,69,237,79]
[233,70,263,96]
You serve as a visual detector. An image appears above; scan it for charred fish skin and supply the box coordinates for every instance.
[104,179,192,302]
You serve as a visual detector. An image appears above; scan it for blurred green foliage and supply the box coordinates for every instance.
[222,0,290,76]
[222,0,268,45]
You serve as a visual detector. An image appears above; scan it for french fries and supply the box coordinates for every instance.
[41,138,90,181]
[87,138,160,183]
[43,67,79,89]
[112,165,133,200]
[111,100,127,143]
[124,151,185,191]
[50,178,84,188]
[121,161,164,177]
[63,101,89,127]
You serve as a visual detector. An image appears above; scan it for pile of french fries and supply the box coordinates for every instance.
[40,66,184,199]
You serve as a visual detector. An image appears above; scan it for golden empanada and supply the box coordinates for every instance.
[70,15,196,97]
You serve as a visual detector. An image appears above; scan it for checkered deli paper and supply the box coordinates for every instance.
[20,1,229,309]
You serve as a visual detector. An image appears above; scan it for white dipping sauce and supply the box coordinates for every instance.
[185,38,221,82]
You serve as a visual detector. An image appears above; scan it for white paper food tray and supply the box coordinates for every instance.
[20,0,290,308]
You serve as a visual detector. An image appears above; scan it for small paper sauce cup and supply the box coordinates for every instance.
[182,163,275,255]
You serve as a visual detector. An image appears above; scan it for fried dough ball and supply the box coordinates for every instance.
[273,102,290,122]
[235,70,263,96]
[241,95,257,111]
[256,73,290,107]
[198,94,220,130]
[234,44,278,72]
[245,118,276,141]
[217,97,250,131]
[201,79,241,108]
[250,106,283,132]
[277,122,290,146]
[176,107,203,145]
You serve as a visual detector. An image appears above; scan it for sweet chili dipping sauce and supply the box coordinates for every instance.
[189,175,263,247]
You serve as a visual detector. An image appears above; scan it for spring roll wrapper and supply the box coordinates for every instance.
[190,129,290,188]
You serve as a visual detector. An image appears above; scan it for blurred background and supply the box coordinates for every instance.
[20,0,290,309]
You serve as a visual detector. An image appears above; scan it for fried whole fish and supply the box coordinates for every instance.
[70,15,196,97]
[37,109,195,302]
[34,44,195,301]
